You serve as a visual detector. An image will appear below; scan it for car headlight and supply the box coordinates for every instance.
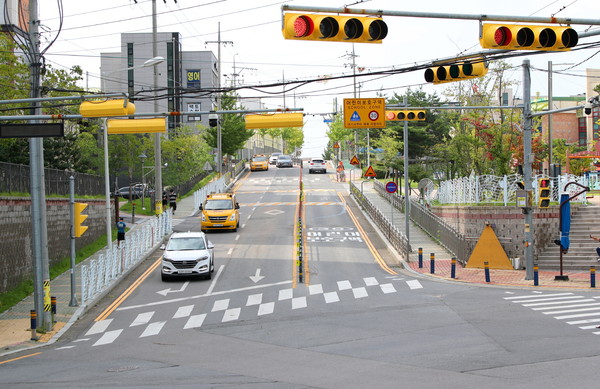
[197,255,209,261]
[229,213,236,221]
[201,214,206,222]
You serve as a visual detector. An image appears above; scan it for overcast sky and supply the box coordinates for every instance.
[38,0,600,157]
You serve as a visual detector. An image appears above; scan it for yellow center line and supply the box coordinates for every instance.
[338,191,397,275]
[0,352,42,365]
[94,257,162,322]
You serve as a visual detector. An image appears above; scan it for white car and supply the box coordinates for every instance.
[269,152,282,165]
[308,158,327,174]
[161,231,214,281]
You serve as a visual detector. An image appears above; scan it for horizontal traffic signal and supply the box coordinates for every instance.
[386,110,425,121]
[425,60,488,84]
[80,100,135,117]
[480,23,578,51]
[74,202,88,237]
[107,118,167,134]
[538,178,551,208]
[282,13,387,43]
[245,113,304,129]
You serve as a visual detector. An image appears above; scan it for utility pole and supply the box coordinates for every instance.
[344,47,359,156]
[206,23,233,175]
[152,0,162,213]
[523,59,534,280]
[548,61,553,169]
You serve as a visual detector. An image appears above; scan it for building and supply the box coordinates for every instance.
[101,32,218,131]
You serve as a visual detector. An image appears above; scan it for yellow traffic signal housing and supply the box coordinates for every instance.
[480,23,578,51]
[80,99,135,117]
[74,202,89,237]
[425,60,488,84]
[538,178,551,208]
[244,113,304,129]
[385,110,426,121]
[107,118,167,134]
[282,13,387,43]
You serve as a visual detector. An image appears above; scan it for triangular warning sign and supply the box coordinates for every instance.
[364,165,376,177]
[350,156,360,165]
[350,111,361,121]
[465,225,513,270]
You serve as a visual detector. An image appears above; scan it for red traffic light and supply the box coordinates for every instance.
[283,13,387,43]
[292,15,314,37]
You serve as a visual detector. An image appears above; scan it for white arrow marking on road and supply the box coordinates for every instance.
[249,268,265,283]
[156,281,189,296]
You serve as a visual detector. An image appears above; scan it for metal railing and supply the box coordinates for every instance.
[349,181,410,260]
[193,161,248,212]
[373,179,471,265]
[80,210,172,305]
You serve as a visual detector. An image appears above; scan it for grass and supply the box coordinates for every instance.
[118,197,156,216]
[0,229,119,315]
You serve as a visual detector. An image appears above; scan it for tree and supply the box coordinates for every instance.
[204,92,254,158]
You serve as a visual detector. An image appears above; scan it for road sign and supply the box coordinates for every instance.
[343,98,385,129]
[333,141,340,149]
[386,181,398,193]
[350,155,360,165]
[364,165,377,178]
[0,123,64,138]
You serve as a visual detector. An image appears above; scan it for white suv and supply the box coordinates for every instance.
[308,158,327,174]
[161,232,214,281]
[269,152,282,165]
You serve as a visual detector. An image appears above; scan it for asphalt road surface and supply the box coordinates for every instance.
[2,165,600,388]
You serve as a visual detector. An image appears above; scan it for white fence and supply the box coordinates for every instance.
[80,211,172,305]
[436,173,595,205]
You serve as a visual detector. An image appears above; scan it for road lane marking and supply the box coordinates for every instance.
[258,302,275,316]
[184,314,206,329]
[352,287,368,299]
[380,283,396,294]
[406,280,423,289]
[173,305,194,318]
[324,291,340,303]
[247,293,262,306]
[130,312,154,327]
[337,280,351,290]
[140,321,166,337]
[0,352,42,365]
[364,277,378,286]
[86,319,113,335]
[292,296,307,309]
[206,265,224,295]
[93,329,122,346]
[212,299,229,312]
[503,293,575,300]
[279,288,293,300]
[308,284,323,295]
[222,308,241,322]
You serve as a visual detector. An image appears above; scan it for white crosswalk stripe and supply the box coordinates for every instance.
[86,319,112,336]
[223,308,241,322]
[258,302,275,316]
[324,291,340,303]
[352,287,368,299]
[140,321,166,337]
[131,312,154,327]
[93,329,122,346]
[212,299,229,312]
[406,280,423,290]
[292,296,307,309]
[247,293,262,306]
[184,314,206,329]
[173,305,194,318]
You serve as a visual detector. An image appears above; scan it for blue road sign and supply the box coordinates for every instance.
[386,181,398,193]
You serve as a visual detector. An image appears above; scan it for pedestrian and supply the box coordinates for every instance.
[162,191,168,210]
[116,217,126,248]
[169,189,177,214]
[590,235,600,261]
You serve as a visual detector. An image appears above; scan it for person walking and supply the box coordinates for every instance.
[590,235,600,261]
[169,189,178,214]
[162,191,168,211]
[116,217,126,248]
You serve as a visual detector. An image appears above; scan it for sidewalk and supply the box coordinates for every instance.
[356,179,598,290]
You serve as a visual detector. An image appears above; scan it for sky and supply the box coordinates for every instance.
[37,0,600,158]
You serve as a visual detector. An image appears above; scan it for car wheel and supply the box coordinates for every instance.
[161,273,170,282]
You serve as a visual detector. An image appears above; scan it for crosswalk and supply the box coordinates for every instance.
[56,276,424,350]
[504,292,600,335]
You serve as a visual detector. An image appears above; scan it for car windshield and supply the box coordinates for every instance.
[167,237,206,251]
[205,199,233,210]
[278,155,291,161]
[252,156,267,162]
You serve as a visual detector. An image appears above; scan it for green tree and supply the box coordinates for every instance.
[204,92,254,158]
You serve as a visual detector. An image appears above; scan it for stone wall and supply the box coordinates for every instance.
[0,198,112,293]
[431,204,577,261]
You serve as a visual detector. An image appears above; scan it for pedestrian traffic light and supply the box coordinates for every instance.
[79,99,135,117]
[74,202,88,237]
[385,110,426,121]
[424,60,488,84]
[538,178,551,208]
[480,23,578,51]
[282,13,388,43]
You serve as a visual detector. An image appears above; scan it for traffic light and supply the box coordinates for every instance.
[106,118,167,134]
[385,110,426,121]
[74,202,89,237]
[480,23,578,51]
[425,60,488,84]
[282,13,388,43]
[538,178,551,208]
[79,99,135,117]
[245,113,304,129]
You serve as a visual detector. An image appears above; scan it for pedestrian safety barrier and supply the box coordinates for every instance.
[80,211,172,305]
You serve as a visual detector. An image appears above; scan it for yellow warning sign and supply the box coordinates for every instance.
[364,165,377,178]
[333,141,339,149]
[350,155,360,165]
[465,225,513,270]
[343,98,386,129]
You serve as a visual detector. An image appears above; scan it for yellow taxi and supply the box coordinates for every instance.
[250,154,269,171]
[199,193,240,232]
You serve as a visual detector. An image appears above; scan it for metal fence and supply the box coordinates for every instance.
[349,181,410,260]
[193,161,248,212]
[80,210,172,305]
[372,179,471,265]
[0,161,104,196]
[437,173,591,205]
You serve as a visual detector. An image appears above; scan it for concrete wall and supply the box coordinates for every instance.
[431,204,578,261]
[0,198,112,293]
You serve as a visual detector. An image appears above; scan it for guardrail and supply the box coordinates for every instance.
[373,179,471,265]
[80,211,172,305]
[192,161,248,213]
[349,181,410,260]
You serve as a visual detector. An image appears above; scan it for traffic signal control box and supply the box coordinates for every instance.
[74,202,89,237]
[282,13,387,43]
[538,178,551,208]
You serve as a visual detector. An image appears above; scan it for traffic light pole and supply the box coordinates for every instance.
[523,60,535,280]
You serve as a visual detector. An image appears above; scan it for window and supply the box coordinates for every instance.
[187,103,201,121]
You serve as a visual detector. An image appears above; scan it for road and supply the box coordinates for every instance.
[2,164,600,388]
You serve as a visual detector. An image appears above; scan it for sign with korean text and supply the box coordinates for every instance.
[187,69,201,88]
[343,98,386,129]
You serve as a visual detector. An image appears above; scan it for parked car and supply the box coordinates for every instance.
[308,158,327,174]
[276,154,293,168]
[115,184,154,200]
[161,231,214,281]
[269,152,282,165]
